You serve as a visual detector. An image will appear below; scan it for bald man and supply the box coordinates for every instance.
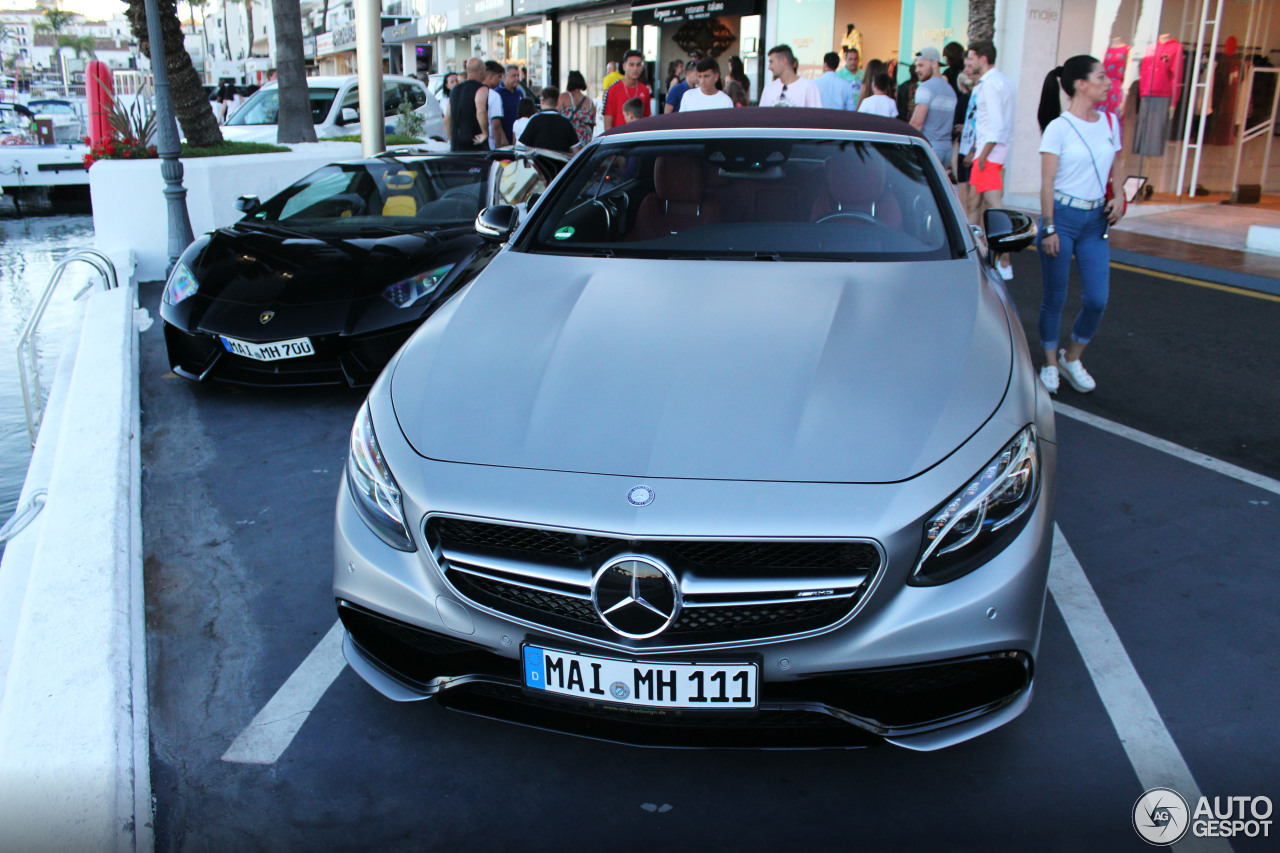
[446,58,488,151]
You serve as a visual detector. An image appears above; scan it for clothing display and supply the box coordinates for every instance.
[1103,44,1128,124]
[1134,95,1171,155]
[1138,37,1183,102]
[1206,54,1242,146]
[841,24,863,56]
[1134,38,1182,156]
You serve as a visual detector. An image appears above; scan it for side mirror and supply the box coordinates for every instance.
[983,209,1037,255]
[340,106,359,124]
[234,194,260,215]
[475,204,519,243]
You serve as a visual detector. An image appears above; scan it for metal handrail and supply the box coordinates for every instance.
[16,249,119,445]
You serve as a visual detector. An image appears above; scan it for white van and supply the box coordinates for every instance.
[221,75,444,143]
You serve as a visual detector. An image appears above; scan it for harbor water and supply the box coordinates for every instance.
[0,214,97,529]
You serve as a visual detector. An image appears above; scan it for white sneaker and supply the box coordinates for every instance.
[1058,349,1096,392]
[998,262,1014,281]
[1039,365,1059,394]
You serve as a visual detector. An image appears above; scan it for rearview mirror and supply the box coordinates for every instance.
[475,205,519,243]
[984,209,1037,255]
[340,107,359,124]
[234,194,260,215]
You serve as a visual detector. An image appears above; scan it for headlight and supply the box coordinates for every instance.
[346,402,415,551]
[162,263,199,306]
[912,425,1039,585]
[381,264,454,309]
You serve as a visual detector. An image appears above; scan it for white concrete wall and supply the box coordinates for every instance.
[0,278,150,853]
[91,142,368,282]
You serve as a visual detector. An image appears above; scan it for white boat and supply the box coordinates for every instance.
[0,102,89,191]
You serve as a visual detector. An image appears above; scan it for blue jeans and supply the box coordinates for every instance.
[1037,201,1110,351]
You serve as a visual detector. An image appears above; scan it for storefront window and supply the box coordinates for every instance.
[776,0,835,79]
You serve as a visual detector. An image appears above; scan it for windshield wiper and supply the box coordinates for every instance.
[238,219,317,241]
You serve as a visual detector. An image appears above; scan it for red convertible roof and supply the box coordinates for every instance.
[603,106,927,140]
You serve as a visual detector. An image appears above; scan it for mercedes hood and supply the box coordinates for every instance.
[390,252,1012,483]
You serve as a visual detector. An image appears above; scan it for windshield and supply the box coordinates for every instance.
[522,138,956,261]
[225,86,339,126]
[247,158,490,233]
[30,102,77,116]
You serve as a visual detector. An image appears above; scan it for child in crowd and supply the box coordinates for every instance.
[858,73,900,118]
[622,97,645,123]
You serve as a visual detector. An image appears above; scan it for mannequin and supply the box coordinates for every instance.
[1104,37,1130,125]
[841,24,863,56]
[1134,33,1182,155]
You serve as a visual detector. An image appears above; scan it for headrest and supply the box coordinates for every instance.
[653,155,705,203]
[826,153,886,208]
[382,170,416,190]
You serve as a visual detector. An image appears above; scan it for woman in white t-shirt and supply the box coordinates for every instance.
[1034,55,1125,395]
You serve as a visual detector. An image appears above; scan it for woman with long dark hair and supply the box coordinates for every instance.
[1035,55,1125,395]
[728,55,750,92]
[557,70,596,147]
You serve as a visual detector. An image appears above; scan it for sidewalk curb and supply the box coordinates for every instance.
[1109,247,1280,298]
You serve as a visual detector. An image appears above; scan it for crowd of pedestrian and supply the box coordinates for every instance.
[435,35,1123,393]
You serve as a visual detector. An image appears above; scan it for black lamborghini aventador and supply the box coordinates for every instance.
[159,148,567,387]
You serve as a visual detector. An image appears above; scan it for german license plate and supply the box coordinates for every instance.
[523,645,758,709]
[219,335,314,361]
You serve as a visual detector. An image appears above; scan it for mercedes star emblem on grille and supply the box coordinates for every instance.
[627,485,655,506]
[259,311,275,325]
[591,556,681,639]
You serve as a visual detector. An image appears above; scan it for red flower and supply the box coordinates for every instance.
[147,145,157,157]
[83,154,95,168]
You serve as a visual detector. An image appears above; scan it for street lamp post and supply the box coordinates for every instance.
[143,0,194,273]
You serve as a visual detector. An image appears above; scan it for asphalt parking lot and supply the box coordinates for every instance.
[138,250,1280,852]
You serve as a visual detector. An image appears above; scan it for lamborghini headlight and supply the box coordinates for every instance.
[162,263,199,306]
[381,264,454,309]
[346,402,414,551]
[912,425,1039,585]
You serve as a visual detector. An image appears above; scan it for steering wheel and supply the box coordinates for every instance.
[816,210,879,226]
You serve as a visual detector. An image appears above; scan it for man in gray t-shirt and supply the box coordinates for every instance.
[910,47,958,166]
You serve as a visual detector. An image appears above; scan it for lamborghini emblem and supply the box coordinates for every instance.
[259,311,275,325]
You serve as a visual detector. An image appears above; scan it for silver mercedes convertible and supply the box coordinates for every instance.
[333,108,1054,750]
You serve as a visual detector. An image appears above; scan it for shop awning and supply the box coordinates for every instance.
[630,0,760,27]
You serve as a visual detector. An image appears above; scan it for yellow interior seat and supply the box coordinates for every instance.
[382,195,417,217]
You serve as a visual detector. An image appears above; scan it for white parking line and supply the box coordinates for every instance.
[1049,527,1231,853]
[221,620,347,765]
[1054,402,1280,497]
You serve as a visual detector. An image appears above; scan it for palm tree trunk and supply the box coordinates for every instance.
[968,0,996,43]
[244,0,254,60]
[272,0,317,143]
[126,0,224,146]
[222,0,233,62]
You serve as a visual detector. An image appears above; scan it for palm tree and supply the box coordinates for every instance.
[57,34,98,60]
[35,8,76,71]
[124,0,224,146]
[968,0,995,43]
[272,0,316,143]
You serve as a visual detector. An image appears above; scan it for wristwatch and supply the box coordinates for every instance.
[1042,224,1057,236]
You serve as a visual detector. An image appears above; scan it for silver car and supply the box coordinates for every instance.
[333,109,1053,750]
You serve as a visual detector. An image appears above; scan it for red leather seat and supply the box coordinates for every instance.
[811,153,902,229]
[629,155,723,241]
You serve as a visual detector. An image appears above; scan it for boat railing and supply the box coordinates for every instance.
[16,248,120,445]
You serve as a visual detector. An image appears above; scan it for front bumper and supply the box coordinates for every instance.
[163,321,414,388]
[333,432,1056,750]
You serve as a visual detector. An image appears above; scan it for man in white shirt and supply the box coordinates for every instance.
[815,52,856,111]
[963,39,1017,278]
[483,60,507,149]
[759,45,822,108]
[680,57,734,111]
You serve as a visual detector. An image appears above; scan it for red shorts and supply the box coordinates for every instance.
[970,160,1004,194]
